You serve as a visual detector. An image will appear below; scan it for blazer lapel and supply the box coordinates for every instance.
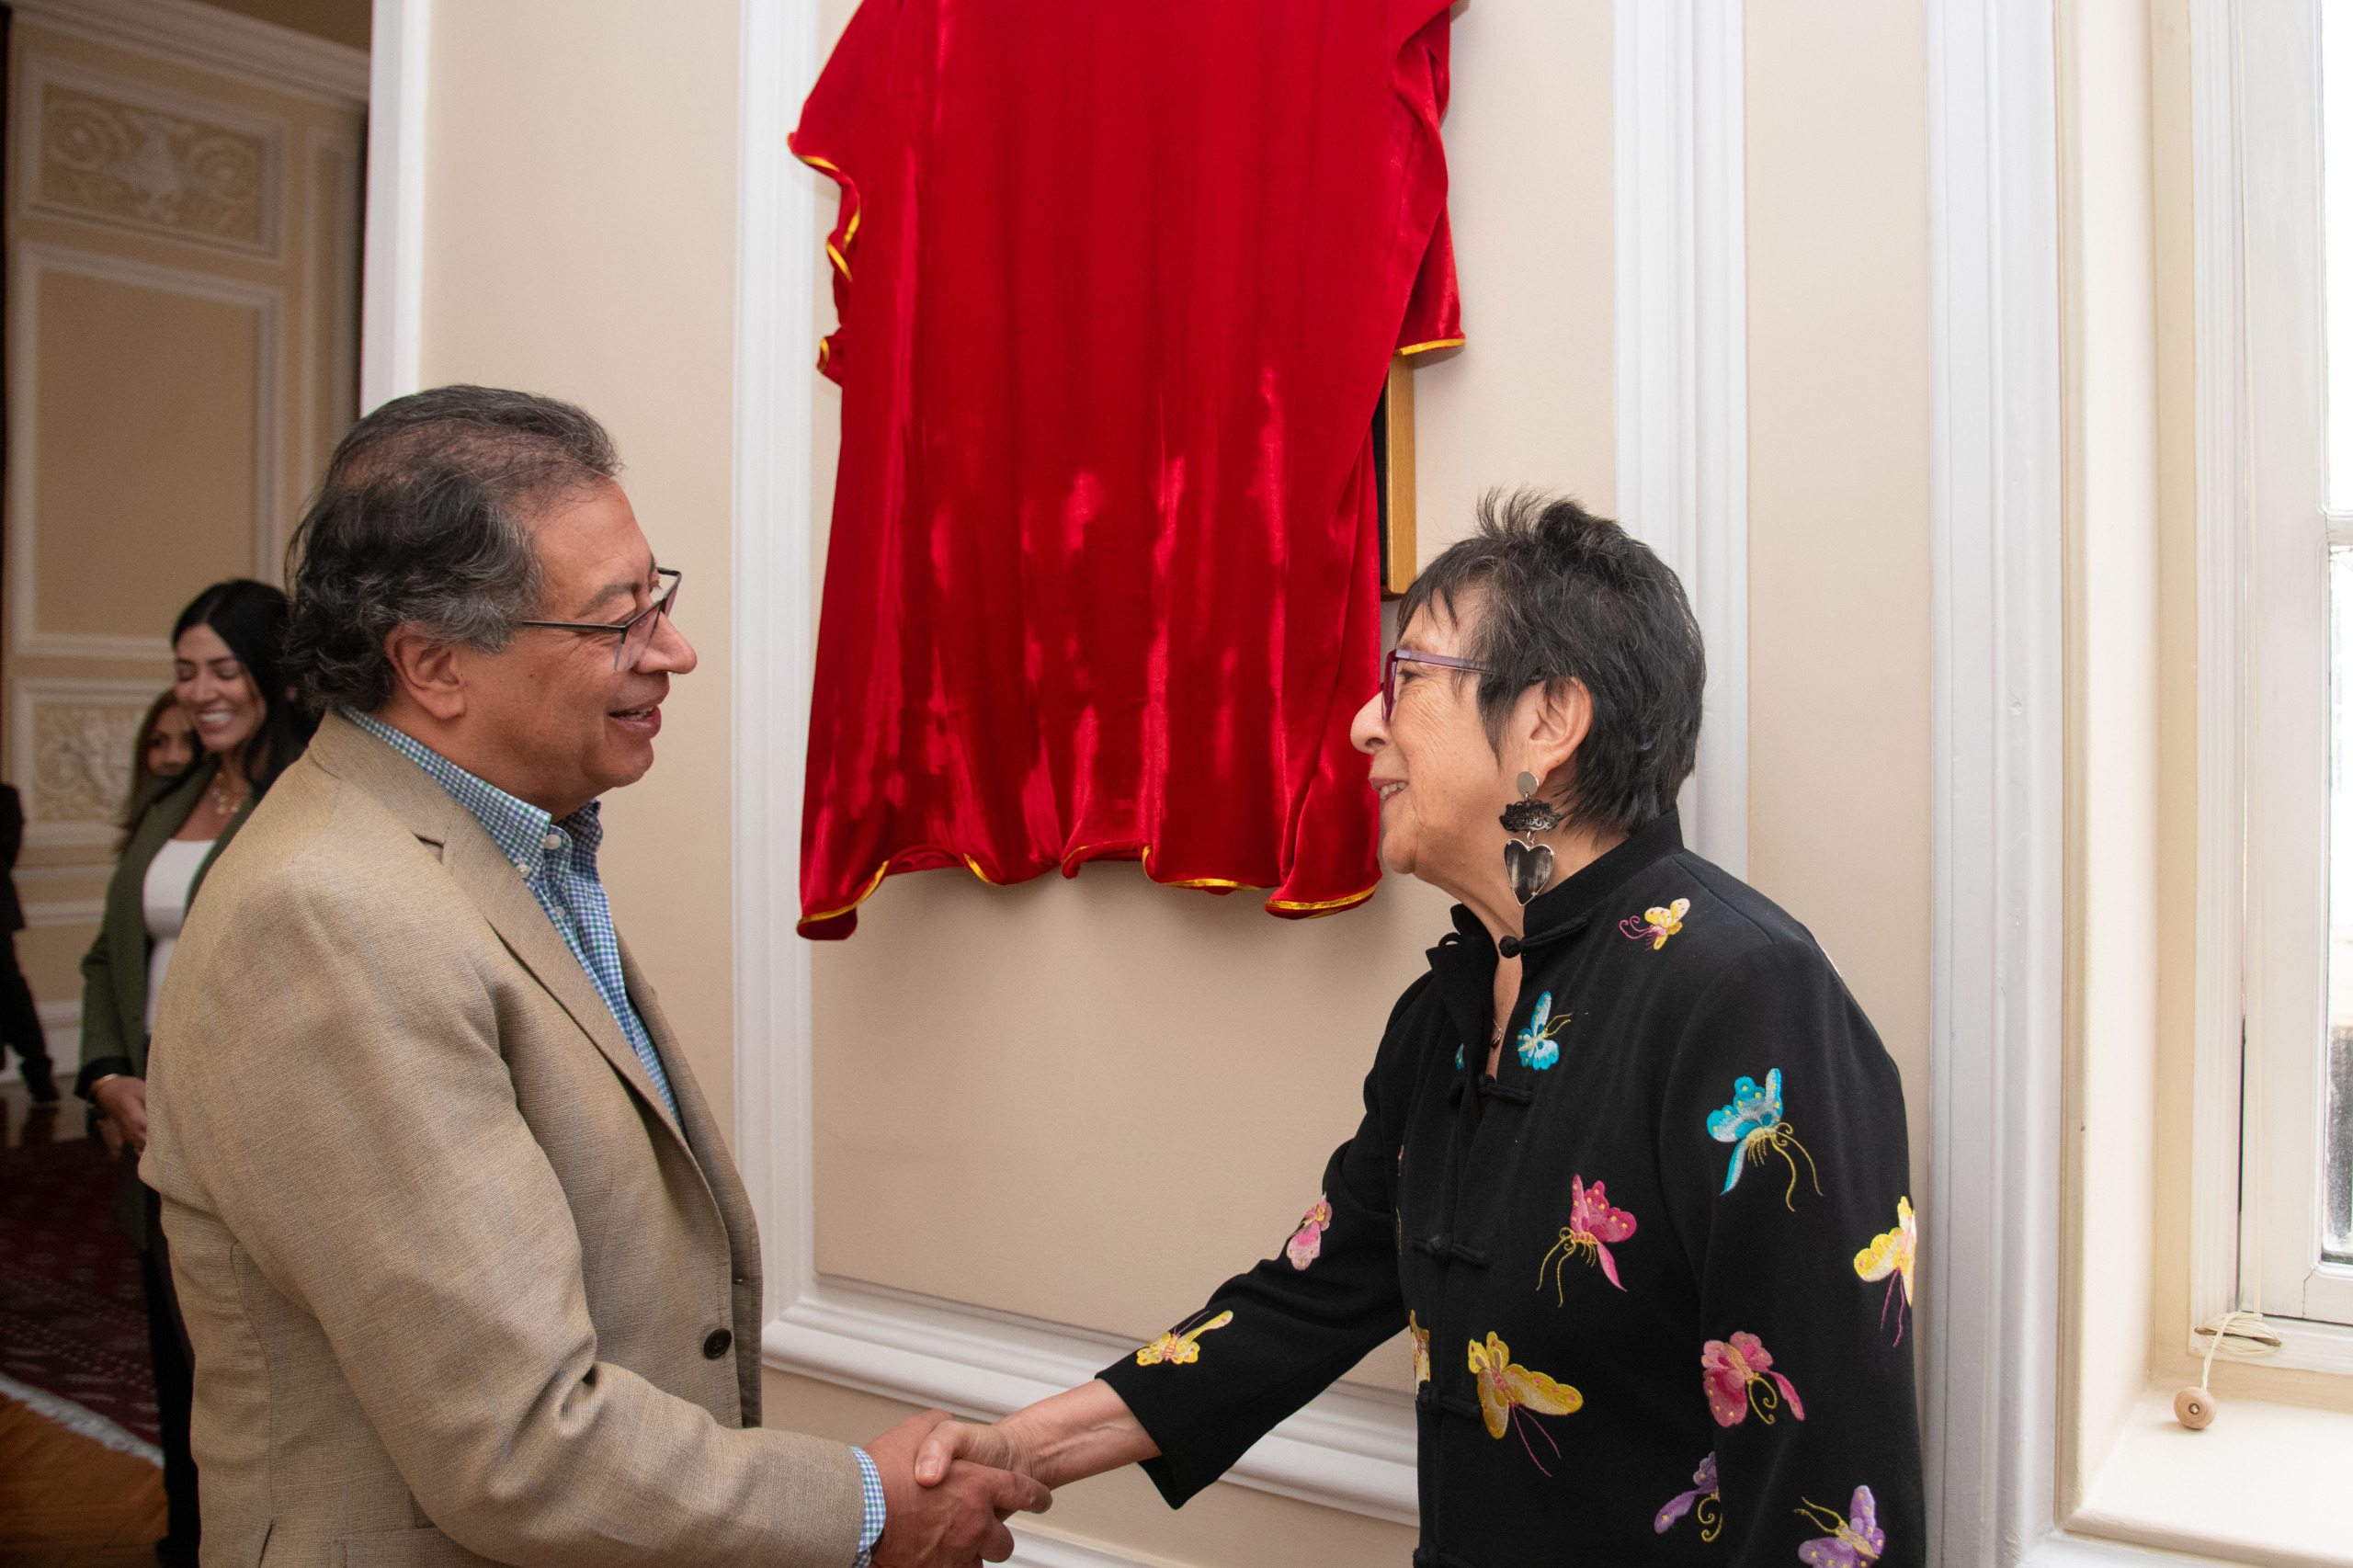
[306,715,687,1143]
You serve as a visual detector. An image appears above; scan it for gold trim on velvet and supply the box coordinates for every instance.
[1397,335,1465,357]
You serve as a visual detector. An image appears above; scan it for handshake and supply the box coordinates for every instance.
[861,1379,1159,1567]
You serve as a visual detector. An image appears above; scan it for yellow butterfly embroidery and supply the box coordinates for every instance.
[1853,1196,1917,1345]
[1135,1310,1233,1367]
[1467,1331,1582,1473]
[1620,897,1691,949]
[1409,1312,1431,1384]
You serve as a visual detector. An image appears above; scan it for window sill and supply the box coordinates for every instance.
[2062,1385,2353,1568]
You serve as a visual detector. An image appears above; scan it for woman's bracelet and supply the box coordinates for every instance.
[83,1072,127,1104]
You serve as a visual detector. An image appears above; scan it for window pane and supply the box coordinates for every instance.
[2331,0,2353,507]
[2329,547,2353,1261]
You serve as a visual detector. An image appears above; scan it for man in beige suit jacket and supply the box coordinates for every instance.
[141,387,1047,1568]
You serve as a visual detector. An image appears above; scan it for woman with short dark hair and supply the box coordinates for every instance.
[75,578,316,1566]
[918,494,1925,1565]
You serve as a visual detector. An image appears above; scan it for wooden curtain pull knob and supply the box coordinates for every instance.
[2173,1388,2216,1429]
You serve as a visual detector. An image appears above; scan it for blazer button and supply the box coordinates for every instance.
[702,1328,733,1360]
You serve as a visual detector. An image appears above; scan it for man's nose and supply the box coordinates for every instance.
[639,613,698,676]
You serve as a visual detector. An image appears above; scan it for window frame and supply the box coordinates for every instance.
[2207,0,2353,1358]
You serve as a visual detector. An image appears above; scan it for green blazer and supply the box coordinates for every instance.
[78,755,264,1244]
[76,755,261,1085]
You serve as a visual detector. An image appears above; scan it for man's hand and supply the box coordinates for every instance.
[91,1076,148,1153]
[865,1409,1051,1568]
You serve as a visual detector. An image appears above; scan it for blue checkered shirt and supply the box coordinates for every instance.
[852,1446,885,1564]
[345,710,678,1121]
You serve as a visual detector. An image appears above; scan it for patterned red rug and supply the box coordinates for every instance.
[0,1105,159,1446]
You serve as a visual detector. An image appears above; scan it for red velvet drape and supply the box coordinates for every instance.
[793,0,1462,939]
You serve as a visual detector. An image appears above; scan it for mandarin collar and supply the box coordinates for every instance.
[1445,808,1686,958]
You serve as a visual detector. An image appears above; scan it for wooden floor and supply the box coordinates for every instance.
[0,1394,165,1566]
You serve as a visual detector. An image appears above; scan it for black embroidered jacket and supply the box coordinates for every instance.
[1098,812,1923,1567]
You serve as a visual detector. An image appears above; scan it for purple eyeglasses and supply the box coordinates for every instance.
[1381,648,1495,721]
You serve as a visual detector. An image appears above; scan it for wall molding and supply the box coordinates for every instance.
[302,127,364,514]
[8,243,283,662]
[14,51,288,259]
[1613,0,1749,877]
[360,0,428,413]
[9,676,174,848]
[8,0,367,108]
[1922,3,2067,1567]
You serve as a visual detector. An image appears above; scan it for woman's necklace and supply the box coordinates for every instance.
[209,771,249,819]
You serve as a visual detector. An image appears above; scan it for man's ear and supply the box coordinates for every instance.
[1522,677,1594,796]
[382,623,467,722]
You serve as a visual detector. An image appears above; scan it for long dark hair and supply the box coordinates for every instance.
[172,580,318,792]
[116,689,190,852]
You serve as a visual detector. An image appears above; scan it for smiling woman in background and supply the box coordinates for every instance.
[74,578,315,1567]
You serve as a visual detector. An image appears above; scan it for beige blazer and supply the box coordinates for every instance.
[141,713,863,1568]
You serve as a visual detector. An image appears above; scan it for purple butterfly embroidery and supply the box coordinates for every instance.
[1654,1451,1721,1540]
[1795,1486,1884,1567]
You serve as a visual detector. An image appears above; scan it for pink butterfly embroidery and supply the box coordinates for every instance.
[1701,1331,1806,1426]
[1539,1176,1638,1301]
[1285,1195,1333,1270]
[1796,1486,1884,1566]
[1654,1451,1722,1540]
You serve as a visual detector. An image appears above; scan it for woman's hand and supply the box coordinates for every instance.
[914,1381,1159,1494]
[91,1075,149,1153]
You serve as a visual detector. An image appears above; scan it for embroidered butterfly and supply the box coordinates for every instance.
[1702,1331,1805,1426]
[1539,1175,1638,1300]
[1409,1311,1431,1384]
[1516,991,1569,1070]
[1468,1331,1583,1475]
[1796,1486,1885,1567]
[1853,1196,1917,1345]
[1135,1309,1233,1368]
[1285,1195,1333,1270]
[1707,1068,1823,1210]
[1654,1451,1722,1540]
[1619,897,1691,949]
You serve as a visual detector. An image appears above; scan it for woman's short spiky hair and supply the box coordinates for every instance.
[1395,491,1706,835]
[282,385,620,713]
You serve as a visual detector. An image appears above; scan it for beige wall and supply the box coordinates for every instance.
[1744,0,1935,1254]
[417,0,745,1132]
[1,20,363,1046]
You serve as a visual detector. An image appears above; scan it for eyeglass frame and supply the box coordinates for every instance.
[1381,647,1496,721]
[515,568,683,671]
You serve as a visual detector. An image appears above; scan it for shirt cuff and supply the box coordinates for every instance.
[851,1445,886,1567]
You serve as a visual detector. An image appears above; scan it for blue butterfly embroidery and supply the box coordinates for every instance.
[1705,1068,1822,1210]
[1517,992,1569,1071]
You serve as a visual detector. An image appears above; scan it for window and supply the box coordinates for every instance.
[2245,0,2353,1340]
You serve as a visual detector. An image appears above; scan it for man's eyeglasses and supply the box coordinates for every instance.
[1381,648,1495,721]
[517,569,683,672]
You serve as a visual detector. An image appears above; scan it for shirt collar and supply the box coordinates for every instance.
[1444,807,1688,956]
[343,708,601,876]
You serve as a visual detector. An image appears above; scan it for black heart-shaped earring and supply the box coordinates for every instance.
[1500,771,1563,905]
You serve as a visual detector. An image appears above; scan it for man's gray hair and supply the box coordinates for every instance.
[283,385,620,712]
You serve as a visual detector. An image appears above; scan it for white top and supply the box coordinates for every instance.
[144,837,215,1036]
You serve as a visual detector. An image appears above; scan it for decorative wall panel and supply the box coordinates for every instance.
[11,678,170,848]
[9,243,284,660]
[17,53,283,256]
